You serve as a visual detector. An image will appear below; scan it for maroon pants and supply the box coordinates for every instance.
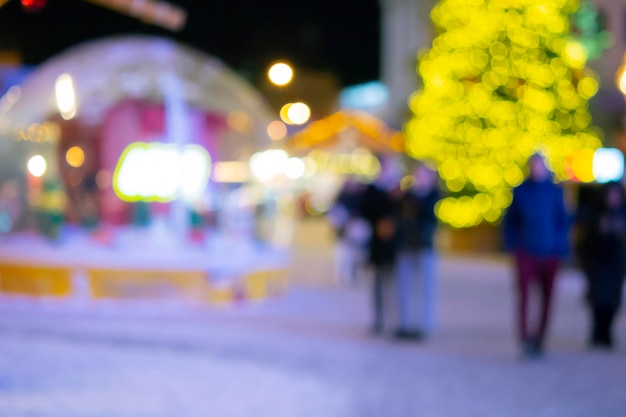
[514,251,560,343]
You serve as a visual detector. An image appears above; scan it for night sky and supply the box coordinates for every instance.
[0,0,381,87]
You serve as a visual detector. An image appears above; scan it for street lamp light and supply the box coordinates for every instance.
[268,62,294,86]
[279,102,311,125]
[287,102,310,125]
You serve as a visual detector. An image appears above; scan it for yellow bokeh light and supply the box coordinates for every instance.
[268,62,294,86]
[280,103,294,124]
[503,165,524,187]
[483,207,502,223]
[577,76,598,99]
[66,146,85,168]
[494,188,513,208]
[472,193,492,213]
[408,0,601,228]
[563,41,587,69]
[573,111,591,129]
[618,61,626,95]
[302,149,380,179]
[489,42,507,60]
[568,149,595,182]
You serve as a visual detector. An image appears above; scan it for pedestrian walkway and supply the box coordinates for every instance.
[0,253,624,417]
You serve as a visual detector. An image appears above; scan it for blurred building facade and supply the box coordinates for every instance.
[378,0,435,128]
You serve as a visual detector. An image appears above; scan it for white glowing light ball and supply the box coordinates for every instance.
[593,148,624,183]
[27,155,47,177]
[250,149,289,182]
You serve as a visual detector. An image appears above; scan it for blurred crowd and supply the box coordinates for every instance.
[328,153,626,360]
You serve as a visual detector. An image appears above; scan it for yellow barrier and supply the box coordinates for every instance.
[0,264,73,297]
[206,284,235,304]
[243,269,289,300]
[0,262,289,304]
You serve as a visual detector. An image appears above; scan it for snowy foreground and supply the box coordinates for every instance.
[0,228,288,275]
[0,255,624,417]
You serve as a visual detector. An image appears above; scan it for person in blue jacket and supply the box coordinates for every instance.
[503,153,570,359]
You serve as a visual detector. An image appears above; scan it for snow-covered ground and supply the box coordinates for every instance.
[0,252,624,417]
[0,228,288,274]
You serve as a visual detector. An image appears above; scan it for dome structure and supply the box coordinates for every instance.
[0,37,290,307]
[0,35,282,230]
[0,35,276,160]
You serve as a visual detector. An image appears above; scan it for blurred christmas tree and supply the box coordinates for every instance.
[406,0,603,228]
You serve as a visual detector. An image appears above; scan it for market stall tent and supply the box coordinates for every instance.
[287,110,406,155]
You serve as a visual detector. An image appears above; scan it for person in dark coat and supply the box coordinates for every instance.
[393,163,440,340]
[576,181,626,349]
[360,156,403,334]
[503,153,570,359]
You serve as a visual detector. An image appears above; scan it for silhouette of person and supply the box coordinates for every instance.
[503,153,569,359]
[393,163,440,340]
[576,181,626,349]
[360,156,403,334]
